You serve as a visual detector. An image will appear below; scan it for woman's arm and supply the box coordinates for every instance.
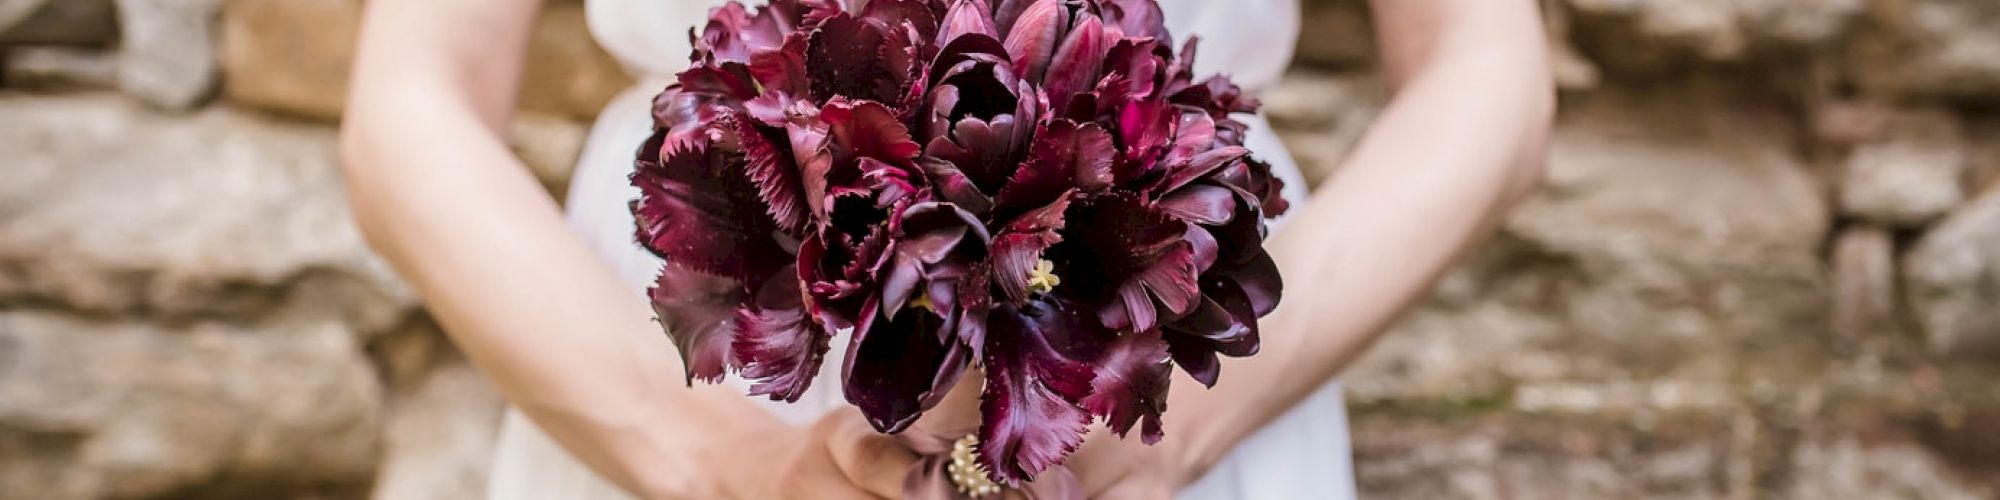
[340,1,914,498]
[1163,0,1554,482]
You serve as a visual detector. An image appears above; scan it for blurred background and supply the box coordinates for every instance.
[1,0,1997,498]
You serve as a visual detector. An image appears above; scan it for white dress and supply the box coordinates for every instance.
[489,1,1356,498]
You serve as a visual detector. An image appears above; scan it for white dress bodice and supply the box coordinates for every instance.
[488,2,1354,498]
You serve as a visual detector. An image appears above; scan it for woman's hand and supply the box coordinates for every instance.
[701,409,921,500]
[1063,429,1178,500]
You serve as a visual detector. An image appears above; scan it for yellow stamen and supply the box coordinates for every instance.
[908,290,938,314]
[1027,259,1061,295]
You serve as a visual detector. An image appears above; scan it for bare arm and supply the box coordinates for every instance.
[339,1,792,497]
[1166,0,1554,481]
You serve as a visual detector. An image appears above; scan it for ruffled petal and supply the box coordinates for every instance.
[648,263,744,385]
[994,120,1115,212]
[1051,194,1197,331]
[631,132,788,280]
[1079,329,1171,443]
[735,265,831,402]
[978,299,1098,485]
[807,14,919,105]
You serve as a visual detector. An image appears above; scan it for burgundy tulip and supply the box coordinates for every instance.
[630,0,1287,485]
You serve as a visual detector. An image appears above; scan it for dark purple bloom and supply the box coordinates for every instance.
[631,0,1287,485]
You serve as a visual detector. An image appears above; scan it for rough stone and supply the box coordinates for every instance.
[1830,226,1898,341]
[219,0,632,122]
[114,0,221,109]
[1564,0,1864,77]
[1344,87,1831,405]
[1785,437,1992,499]
[1838,109,1967,226]
[1904,185,2000,356]
[1354,413,1992,499]
[1853,0,2000,99]
[0,0,116,46]
[0,93,413,333]
[1,46,119,90]
[0,311,383,499]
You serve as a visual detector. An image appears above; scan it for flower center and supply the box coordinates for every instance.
[908,290,938,314]
[1027,259,1061,296]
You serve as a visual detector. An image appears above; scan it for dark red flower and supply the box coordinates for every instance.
[631,0,1288,485]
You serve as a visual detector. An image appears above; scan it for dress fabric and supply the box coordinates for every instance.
[488,1,1355,498]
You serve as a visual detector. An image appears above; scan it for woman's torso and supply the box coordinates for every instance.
[487,1,1354,498]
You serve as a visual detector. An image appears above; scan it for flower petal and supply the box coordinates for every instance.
[1079,329,1172,443]
[823,99,923,164]
[978,299,1098,485]
[1043,13,1106,109]
[1097,0,1169,42]
[717,111,812,236]
[936,0,1000,47]
[631,132,788,280]
[648,263,744,385]
[995,120,1115,213]
[1051,194,1197,331]
[989,194,1071,303]
[1156,183,1237,226]
[807,14,918,105]
[844,299,972,433]
[735,265,831,402]
[1001,0,1064,81]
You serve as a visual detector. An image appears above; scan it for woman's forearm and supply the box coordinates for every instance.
[1168,0,1553,482]
[340,1,776,497]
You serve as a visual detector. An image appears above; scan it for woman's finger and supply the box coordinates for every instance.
[820,410,923,498]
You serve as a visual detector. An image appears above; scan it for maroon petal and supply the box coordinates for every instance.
[995,120,1115,212]
[1052,194,1198,331]
[735,266,831,402]
[936,0,1000,47]
[1042,13,1107,110]
[748,32,812,96]
[1156,183,1237,226]
[649,263,744,384]
[917,157,997,214]
[978,299,1098,485]
[823,99,923,164]
[807,14,918,105]
[1098,0,1169,42]
[860,0,943,43]
[1079,329,1171,443]
[718,112,812,236]
[989,195,1071,303]
[844,300,973,433]
[1113,99,1177,183]
[631,134,788,280]
[785,114,838,219]
[1001,0,1064,82]
[1157,145,1249,195]
[991,0,1036,34]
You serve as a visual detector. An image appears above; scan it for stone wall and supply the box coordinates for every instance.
[0,0,1996,499]
[1282,0,2000,498]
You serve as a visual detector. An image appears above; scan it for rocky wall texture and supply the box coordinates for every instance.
[0,0,1996,498]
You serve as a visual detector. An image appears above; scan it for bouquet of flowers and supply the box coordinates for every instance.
[631,0,1286,486]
